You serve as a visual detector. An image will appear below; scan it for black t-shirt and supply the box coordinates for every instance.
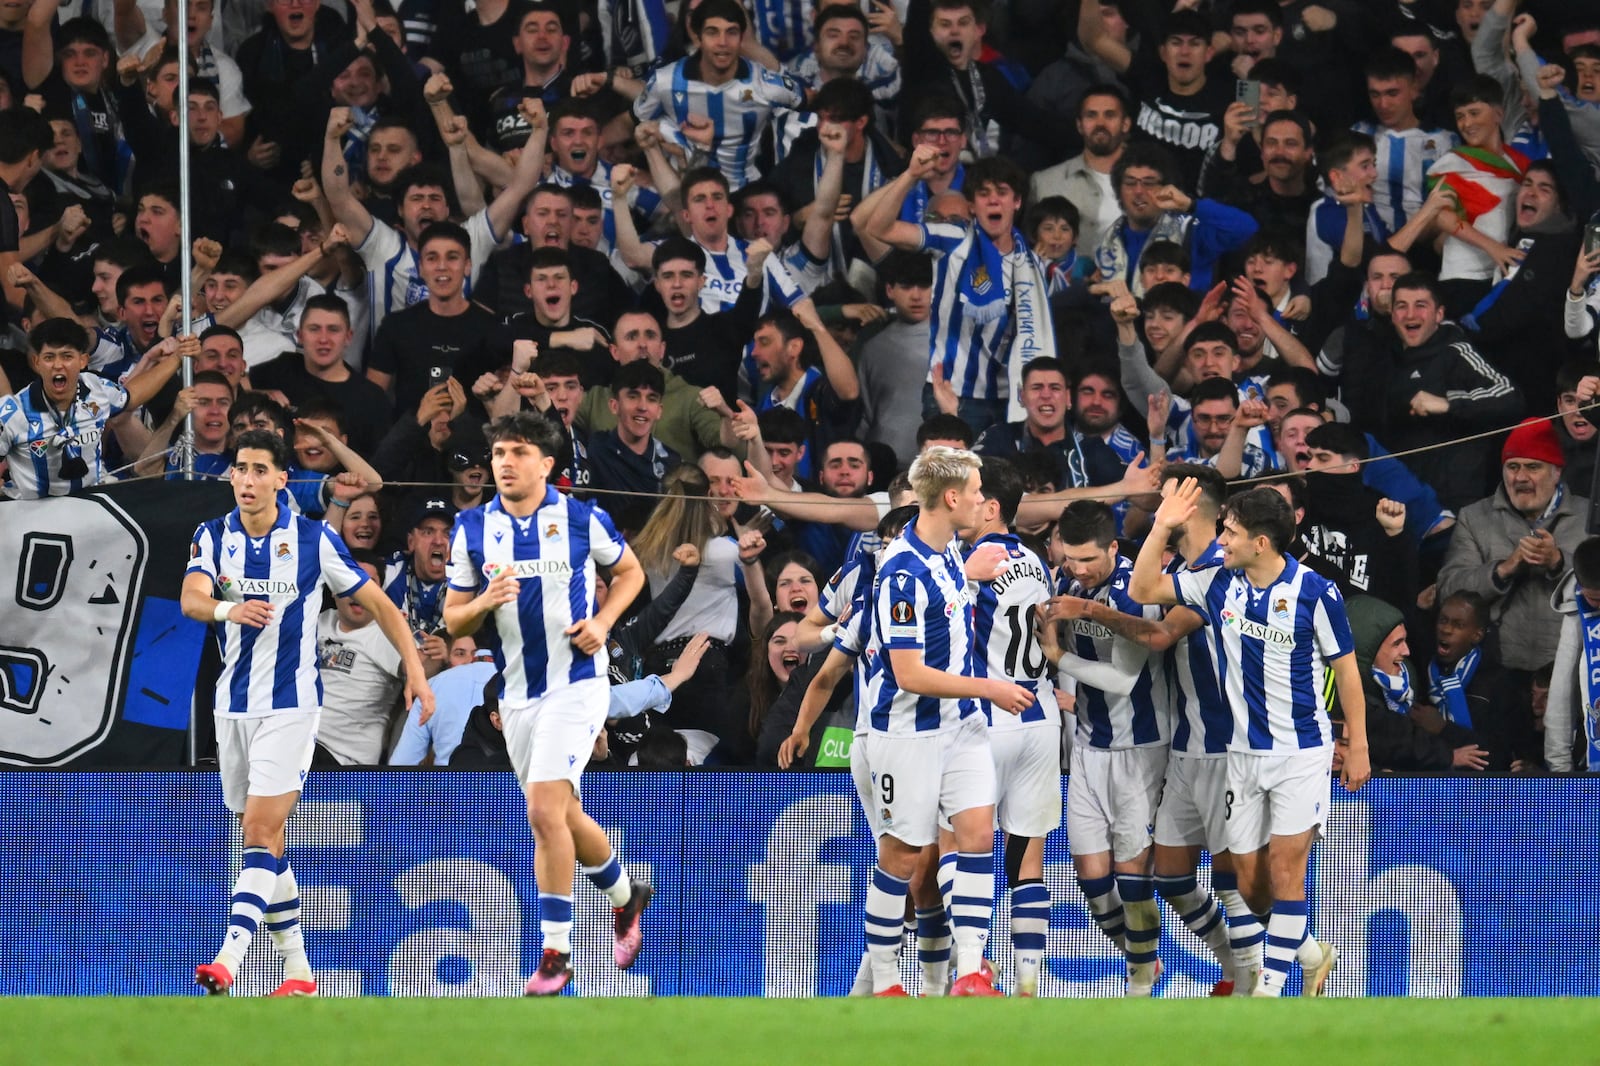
[368,301,500,414]
[1125,46,1234,194]
[655,284,763,407]
[249,353,394,456]
[435,0,530,130]
[493,311,611,386]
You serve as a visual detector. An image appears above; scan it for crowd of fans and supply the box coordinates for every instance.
[0,0,1597,772]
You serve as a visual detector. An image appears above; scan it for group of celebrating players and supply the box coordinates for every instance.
[181,410,1363,999]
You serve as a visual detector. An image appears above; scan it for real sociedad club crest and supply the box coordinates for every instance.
[970,264,992,296]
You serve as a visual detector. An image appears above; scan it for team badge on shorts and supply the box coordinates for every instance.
[881,809,893,827]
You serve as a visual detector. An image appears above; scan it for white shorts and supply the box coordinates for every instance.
[991,725,1063,838]
[502,678,609,792]
[1066,743,1168,862]
[215,712,320,814]
[862,715,995,848]
[1225,747,1333,855]
[850,732,881,837]
[1152,752,1230,851]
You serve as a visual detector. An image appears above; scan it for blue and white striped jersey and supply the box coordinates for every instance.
[188,504,370,717]
[550,159,662,255]
[1058,555,1170,750]
[633,56,805,188]
[0,376,128,499]
[969,532,1059,731]
[691,233,806,314]
[821,547,870,621]
[920,221,1043,403]
[1172,556,1353,754]
[862,518,978,735]
[446,489,627,704]
[353,209,505,340]
[1165,541,1231,757]
[1350,122,1457,233]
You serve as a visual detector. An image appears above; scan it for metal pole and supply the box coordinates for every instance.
[177,0,195,480]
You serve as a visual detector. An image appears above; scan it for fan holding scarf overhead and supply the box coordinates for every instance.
[854,147,1054,433]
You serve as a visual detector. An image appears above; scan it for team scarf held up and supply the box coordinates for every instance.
[1426,647,1480,730]
[942,224,1054,421]
[1576,593,1600,772]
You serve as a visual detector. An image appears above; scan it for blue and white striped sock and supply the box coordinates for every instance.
[218,846,279,970]
[865,866,910,990]
[1155,874,1231,974]
[1010,880,1050,994]
[1259,899,1309,996]
[1116,873,1160,971]
[1079,874,1127,953]
[581,847,632,908]
[1212,871,1265,979]
[916,906,952,997]
[950,851,994,979]
[265,853,312,981]
[937,850,958,972]
[539,893,575,956]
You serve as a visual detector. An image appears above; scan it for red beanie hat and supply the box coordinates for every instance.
[1501,418,1565,467]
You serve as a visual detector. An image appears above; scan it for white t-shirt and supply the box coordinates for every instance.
[315,611,404,765]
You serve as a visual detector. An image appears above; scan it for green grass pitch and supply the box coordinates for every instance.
[5,998,1600,1065]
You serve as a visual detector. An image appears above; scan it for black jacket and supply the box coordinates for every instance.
[1384,323,1522,511]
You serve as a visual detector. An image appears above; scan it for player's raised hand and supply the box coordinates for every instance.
[565,616,607,654]
[1153,476,1202,529]
[227,600,275,628]
[986,679,1035,715]
[964,541,1009,582]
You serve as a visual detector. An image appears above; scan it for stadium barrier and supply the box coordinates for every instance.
[5,771,1594,997]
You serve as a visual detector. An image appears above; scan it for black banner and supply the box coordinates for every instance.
[0,479,234,767]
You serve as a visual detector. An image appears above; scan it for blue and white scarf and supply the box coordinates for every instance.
[1371,665,1413,715]
[938,224,1055,421]
[1426,646,1479,730]
[1575,592,1600,772]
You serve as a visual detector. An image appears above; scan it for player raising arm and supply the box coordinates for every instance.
[1129,478,1369,998]
[182,430,433,996]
